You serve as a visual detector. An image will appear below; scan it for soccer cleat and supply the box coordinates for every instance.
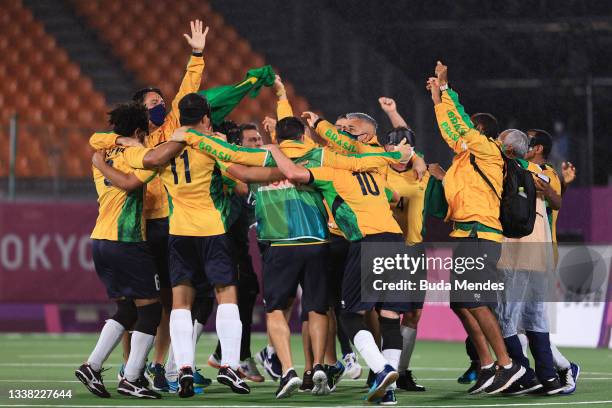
[177,367,194,398]
[366,365,399,402]
[75,363,111,398]
[326,361,345,392]
[275,369,302,399]
[207,353,222,370]
[193,368,212,388]
[312,364,330,396]
[217,366,250,394]
[457,361,479,384]
[467,366,495,394]
[559,362,580,395]
[396,370,426,392]
[379,389,398,405]
[238,357,265,382]
[343,352,363,380]
[117,377,161,399]
[255,347,282,381]
[144,363,169,392]
[484,362,526,394]
[542,377,565,395]
[299,370,313,392]
[117,363,125,380]
[501,376,542,395]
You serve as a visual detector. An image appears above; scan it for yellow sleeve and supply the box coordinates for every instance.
[433,95,467,154]
[122,146,152,169]
[185,129,272,167]
[308,166,335,183]
[89,132,118,150]
[133,168,157,183]
[543,166,562,195]
[277,99,293,120]
[148,55,205,147]
[321,147,401,171]
[314,120,359,153]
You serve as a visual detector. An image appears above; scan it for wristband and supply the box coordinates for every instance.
[439,83,449,92]
[192,51,203,57]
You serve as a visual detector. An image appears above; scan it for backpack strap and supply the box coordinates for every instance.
[469,143,503,200]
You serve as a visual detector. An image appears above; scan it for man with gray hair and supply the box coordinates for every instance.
[495,129,564,395]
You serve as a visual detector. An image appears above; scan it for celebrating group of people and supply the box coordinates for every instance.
[74,20,579,405]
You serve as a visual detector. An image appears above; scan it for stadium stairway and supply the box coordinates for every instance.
[23,0,139,104]
[210,0,429,137]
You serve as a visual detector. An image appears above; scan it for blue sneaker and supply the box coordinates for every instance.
[193,368,212,388]
[379,389,397,405]
[365,365,399,402]
[167,379,178,393]
[145,363,169,392]
[559,362,580,394]
[117,363,125,380]
[458,361,479,384]
[255,347,281,381]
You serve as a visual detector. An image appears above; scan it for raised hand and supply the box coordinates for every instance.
[262,116,277,134]
[427,77,442,104]
[301,111,319,128]
[561,161,576,185]
[378,97,397,113]
[184,19,209,53]
[435,61,448,85]
[273,75,286,98]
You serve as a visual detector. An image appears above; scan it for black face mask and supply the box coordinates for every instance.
[339,130,360,139]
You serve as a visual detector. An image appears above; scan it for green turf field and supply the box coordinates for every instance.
[0,333,610,407]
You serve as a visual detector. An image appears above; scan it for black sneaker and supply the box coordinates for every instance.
[276,369,302,399]
[397,370,426,392]
[145,363,169,392]
[484,362,526,394]
[458,360,480,384]
[75,363,111,398]
[312,364,330,396]
[177,367,194,398]
[299,370,313,392]
[217,366,250,394]
[467,366,495,394]
[326,362,345,392]
[542,377,565,395]
[117,377,161,399]
[501,376,542,395]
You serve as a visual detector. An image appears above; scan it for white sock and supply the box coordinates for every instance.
[124,331,155,381]
[353,330,387,374]
[482,362,494,369]
[192,320,205,367]
[550,342,571,370]
[170,309,194,369]
[87,319,125,371]
[165,344,177,382]
[266,344,275,355]
[398,326,417,372]
[518,333,529,357]
[382,348,402,370]
[216,304,242,370]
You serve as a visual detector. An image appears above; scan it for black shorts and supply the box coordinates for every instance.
[146,218,170,289]
[449,237,501,310]
[92,239,160,300]
[262,244,329,314]
[168,234,237,295]
[403,242,427,311]
[328,234,350,307]
[341,232,409,313]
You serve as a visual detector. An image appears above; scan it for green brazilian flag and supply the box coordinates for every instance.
[198,65,276,125]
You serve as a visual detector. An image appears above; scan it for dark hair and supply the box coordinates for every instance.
[132,87,163,104]
[471,113,499,139]
[178,93,211,126]
[108,102,149,137]
[336,113,348,121]
[238,123,258,144]
[275,117,305,141]
[528,129,553,158]
[380,126,416,147]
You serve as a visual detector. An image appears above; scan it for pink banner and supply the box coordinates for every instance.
[0,202,106,302]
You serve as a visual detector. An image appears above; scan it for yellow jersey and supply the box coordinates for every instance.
[90,137,156,242]
[388,167,430,245]
[89,55,205,220]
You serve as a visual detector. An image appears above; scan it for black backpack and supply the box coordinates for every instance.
[470,146,536,238]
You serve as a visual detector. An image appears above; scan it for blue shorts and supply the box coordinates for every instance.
[168,234,237,294]
[92,239,160,300]
[146,218,170,289]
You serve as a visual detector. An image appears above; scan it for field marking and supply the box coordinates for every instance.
[2,378,612,383]
[1,402,612,408]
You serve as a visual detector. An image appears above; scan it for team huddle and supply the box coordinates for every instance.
[74,20,581,405]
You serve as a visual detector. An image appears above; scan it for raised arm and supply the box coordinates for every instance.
[378,97,408,128]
